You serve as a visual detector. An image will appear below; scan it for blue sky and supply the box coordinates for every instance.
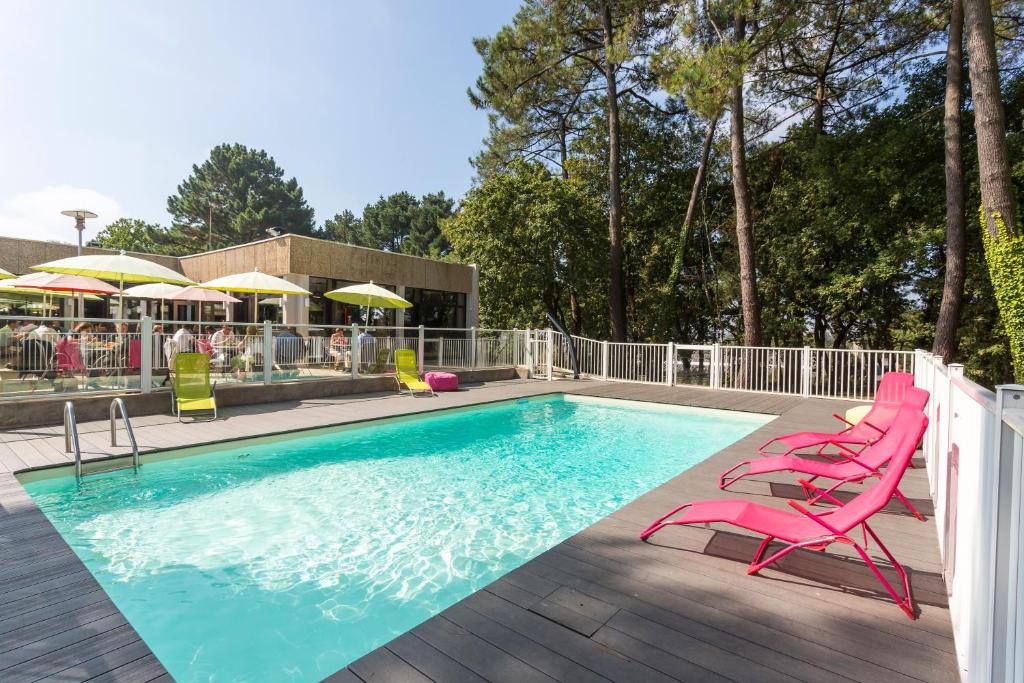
[0,0,520,244]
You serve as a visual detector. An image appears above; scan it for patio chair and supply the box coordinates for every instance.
[720,387,930,519]
[393,348,435,396]
[171,353,218,421]
[641,403,929,619]
[14,338,56,391]
[758,371,915,457]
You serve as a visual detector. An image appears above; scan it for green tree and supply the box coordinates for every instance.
[167,143,315,251]
[89,218,186,256]
[444,160,606,331]
[406,192,454,257]
[318,210,363,244]
[359,192,421,252]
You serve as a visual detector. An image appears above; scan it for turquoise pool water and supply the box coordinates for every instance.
[22,395,771,682]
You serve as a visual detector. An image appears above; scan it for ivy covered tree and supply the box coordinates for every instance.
[166,143,316,251]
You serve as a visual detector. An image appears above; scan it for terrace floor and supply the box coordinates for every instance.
[0,379,956,682]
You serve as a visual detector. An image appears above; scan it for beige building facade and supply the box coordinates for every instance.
[0,234,478,329]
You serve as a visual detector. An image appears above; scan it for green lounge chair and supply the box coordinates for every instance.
[172,353,218,421]
[394,349,434,396]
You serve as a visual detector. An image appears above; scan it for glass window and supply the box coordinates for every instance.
[403,288,466,331]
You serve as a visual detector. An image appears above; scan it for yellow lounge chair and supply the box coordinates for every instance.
[394,349,435,396]
[172,353,218,421]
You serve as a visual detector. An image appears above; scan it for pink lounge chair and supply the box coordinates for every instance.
[758,371,915,457]
[720,387,930,519]
[641,403,928,619]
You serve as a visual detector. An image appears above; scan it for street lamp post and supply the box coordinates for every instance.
[60,209,97,317]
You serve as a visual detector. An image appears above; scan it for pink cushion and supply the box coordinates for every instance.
[425,371,459,391]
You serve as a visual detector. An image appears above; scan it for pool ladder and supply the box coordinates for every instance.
[64,398,140,484]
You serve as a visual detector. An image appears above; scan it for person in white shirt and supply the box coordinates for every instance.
[172,324,195,351]
[210,324,234,367]
[210,324,233,349]
[30,321,59,344]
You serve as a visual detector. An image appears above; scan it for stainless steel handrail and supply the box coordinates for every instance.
[110,398,140,474]
[64,402,83,483]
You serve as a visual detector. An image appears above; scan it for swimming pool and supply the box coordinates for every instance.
[22,394,772,682]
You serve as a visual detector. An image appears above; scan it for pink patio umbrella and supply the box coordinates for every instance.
[168,286,241,326]
[7,272,119,318]
[7,271,120,295]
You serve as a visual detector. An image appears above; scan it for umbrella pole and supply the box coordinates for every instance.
[118,274,124,322]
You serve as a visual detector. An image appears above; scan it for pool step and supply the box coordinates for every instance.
[65,398,141,485]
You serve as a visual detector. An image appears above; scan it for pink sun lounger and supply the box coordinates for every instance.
[641,403,928,619]
[758,371,915,457]
[720,386,930,518]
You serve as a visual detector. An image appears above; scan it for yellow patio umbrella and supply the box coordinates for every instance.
[325,281,411,326]
[31,250,194,319]
[0,266,14,280]
[201,268,310,322]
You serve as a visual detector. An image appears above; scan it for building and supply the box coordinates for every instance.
[0,234,478,330]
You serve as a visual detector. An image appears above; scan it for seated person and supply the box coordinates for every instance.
[328,328,350,370]
[30,320,59,344]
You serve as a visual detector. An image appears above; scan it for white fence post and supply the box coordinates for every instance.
[262,320,273,386]
[513,328,520,367]
[665,342,675,386]
[601,341,609,380]
[711,343,721,390]
[350,323,359,379]
[417,325,425,374]
[524,329,534,377]
[140,316,153,394]
[987,384,1024,683]
[801,346,811,397]
[546,328,553,381]
[470,326,477,369]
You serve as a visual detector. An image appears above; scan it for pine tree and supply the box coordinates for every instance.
[166,143,315,251]
[406,192,454,257]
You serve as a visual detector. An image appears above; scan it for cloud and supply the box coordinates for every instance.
[0,186,123,245]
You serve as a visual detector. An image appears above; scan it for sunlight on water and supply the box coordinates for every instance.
[24,395,770,683]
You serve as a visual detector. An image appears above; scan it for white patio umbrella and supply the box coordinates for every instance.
[201,268,310,322]
[0,267,14,280]
[31,250,194,320]
[123,282,186,321]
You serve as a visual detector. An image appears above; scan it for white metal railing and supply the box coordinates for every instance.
[0,316,528,399]
[915,351,1024,682]
[546,333,915,401]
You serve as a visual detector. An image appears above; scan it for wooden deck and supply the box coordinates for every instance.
[0,380,956,682]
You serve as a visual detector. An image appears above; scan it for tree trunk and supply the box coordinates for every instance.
[602,1,627,342]
[933,0,966,363]
[813,77,826,136]
[666,114,719,301]
[963,0,1018,235]
[558,116,569,180]
[730,13,763,347]
[569,287,582,335]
